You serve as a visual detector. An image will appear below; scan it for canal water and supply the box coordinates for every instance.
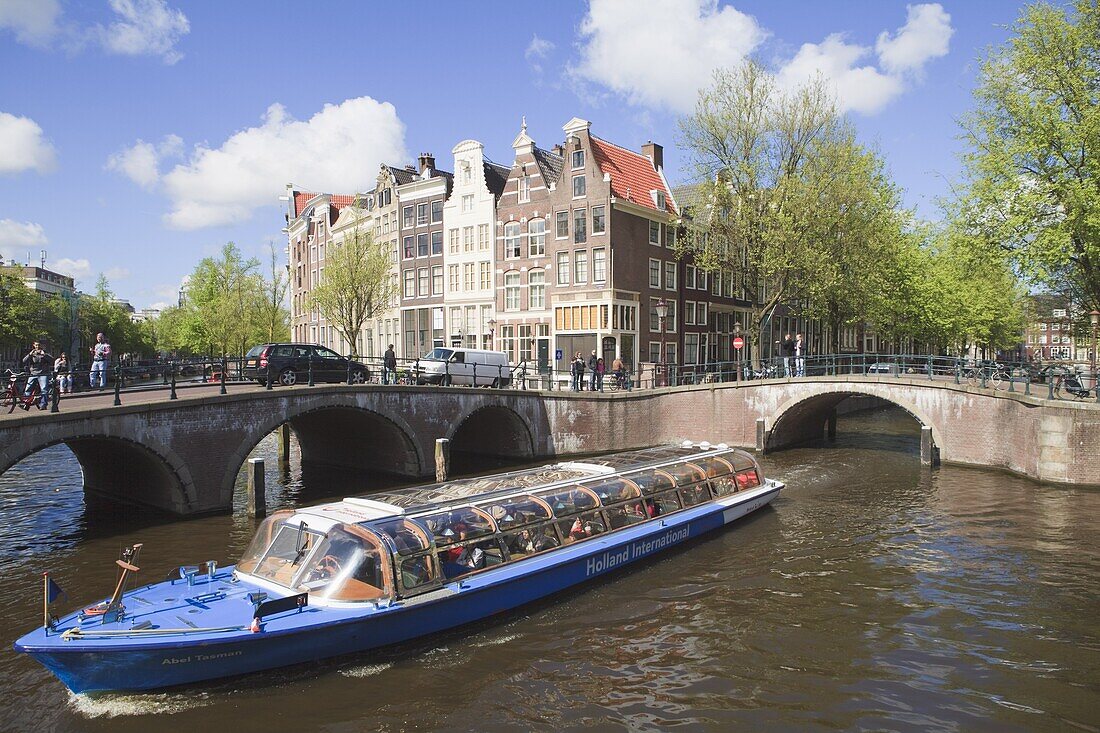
[0,408,1097,732]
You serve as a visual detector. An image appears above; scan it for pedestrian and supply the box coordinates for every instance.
[54,352,72,394]
[383,344,397,385]
[587,349,598,391]
[794,332,806,377]
[21,340,53,410]
[612,356,624,389]
[89,332,111,390]
[781,333,794,377]
[595,357,606,392]
[570,351,585,391]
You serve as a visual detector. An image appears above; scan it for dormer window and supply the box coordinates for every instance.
[572,175,586,198]
[572,150,585,169]
[652,190,666,210]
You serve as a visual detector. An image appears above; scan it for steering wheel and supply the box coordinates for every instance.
[312,554,342,580]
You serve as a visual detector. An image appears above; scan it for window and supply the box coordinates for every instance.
[592,205,605,235]
[593,248,606,283]
[572,175,586,198]
[417,233,429,257]
[685,333,699,364]
[504,222,521,258]
[697,302,708,326]
[463,226,474,252]
[448,229,459,254]
[462,165,472,184]
[666,226,676,249]
[417,268,429,297]
[505,271,520,311]
[480,261,491,290]
[572,149,585,169]
[403,206,414,228]
[500,325,515,360]
[463,263,475,291]
[685,301,696,325]
[574,209,587,244]
[649,259,661,288]
[1051,323,1060,331]
[686,264,696,289]
[403,236,414,259]
[665,262,676,291]
[432,266,443,295]
[416,203,428,225]
[451,307,462,337]
[448,264,459,291]
[556,211,569,238]
[697,270,706,292]
[461,194,474,213]
[649,341,662,362]
[666,342,677,363]
[478,224,489,250]
[529,269,546,309]
[655,191,666,210]
[557,251,570,285]
[666,301,677,332]
[649,221,661,245]
[519,175,531,203]
[403,270,415,298]
[574,250,588,284]
[431,231,443,255]
[529,218,546,256]
[431,200,443,223]
[721,270,733,298]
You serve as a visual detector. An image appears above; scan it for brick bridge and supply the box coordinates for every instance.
[0,378,1096,514]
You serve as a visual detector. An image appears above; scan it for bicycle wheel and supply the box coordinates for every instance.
[965,369,978,387]
[990,371,1005,390]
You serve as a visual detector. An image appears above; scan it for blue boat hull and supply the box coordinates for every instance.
[18,483,781,693]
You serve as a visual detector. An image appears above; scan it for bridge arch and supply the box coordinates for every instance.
[766,385,942,454]
[448,404,536,472]
[0,433,196,514]
[222,400,424,507]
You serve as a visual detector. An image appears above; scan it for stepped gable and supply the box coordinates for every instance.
[483,160,510,198]
[590,135,676,215]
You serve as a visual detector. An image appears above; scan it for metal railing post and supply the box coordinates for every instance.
[265,362,273,391]
[1047,376,1054,400]
[220,356,227,395]
[170,363,178,399]
[307,351,315,387]
[113,362,122,406]
[521,362,527,390]
[50,372,60,413]
[444,359,449,386]
[1024,371,1031,396]
[981,365,988,390]
[347,356,353,386]
[927,355,932,380]
[954,358,960,385]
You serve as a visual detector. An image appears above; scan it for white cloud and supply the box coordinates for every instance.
[160,97,407,230]
[105,134,182,188]
[97,0,190,65]
[0,0,61,46]
[776,35,904,115]
[53,257,93,281]
[571,0,767,112]
[104,266,131,280]
[876,3,953,76]
[0,219,48,263]
[0,112,57,175]
[525,34,555,74]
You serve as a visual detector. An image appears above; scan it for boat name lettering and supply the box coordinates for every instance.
[162,650,243,665]
[585,527,690,577]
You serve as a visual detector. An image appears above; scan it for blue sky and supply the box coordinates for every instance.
[0,0,1023,309]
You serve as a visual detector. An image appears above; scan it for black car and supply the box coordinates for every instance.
[243,344,370,386]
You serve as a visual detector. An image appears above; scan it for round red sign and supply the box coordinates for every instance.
[732,336,745,350]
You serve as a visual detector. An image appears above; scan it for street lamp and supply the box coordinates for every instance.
[488,318,497,350]
[655,298,668,386]
[1090,309,1099,389]
[733,321,742,380]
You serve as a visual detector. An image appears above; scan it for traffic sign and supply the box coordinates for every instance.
[555,349,563,360]
[732,336,745,350]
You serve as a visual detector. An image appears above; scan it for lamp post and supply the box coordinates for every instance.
[1090,309,1099,389]
[733,321,742,381]
[488,318,497,350]
[655,298,668,387]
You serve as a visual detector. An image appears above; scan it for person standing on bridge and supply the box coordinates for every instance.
[571,352,585,391]
[21,340,53,409]
[587,350,598,391]
[794,333,806,377]
[383,344,397,385]
[89,332,111,390]
[781,334,794,377]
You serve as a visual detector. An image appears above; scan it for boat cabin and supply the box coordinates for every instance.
[234,443,763,604]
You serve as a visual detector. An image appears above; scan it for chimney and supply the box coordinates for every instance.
[552,144,564,157]
[642,141,663,171]
[418,152,435,174]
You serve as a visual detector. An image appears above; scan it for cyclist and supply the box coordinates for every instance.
[21,340,53,410]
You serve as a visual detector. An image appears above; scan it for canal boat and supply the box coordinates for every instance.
[14,442,783,694]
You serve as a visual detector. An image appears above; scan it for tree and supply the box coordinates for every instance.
[307,226,396,358]
[0,272,46,351]
[677,62,894,363]
[184,243,262,357]
[958,0,1099,312]
[255,242,290,344]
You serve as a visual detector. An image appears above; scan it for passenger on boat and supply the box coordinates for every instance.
[569,517,586,540]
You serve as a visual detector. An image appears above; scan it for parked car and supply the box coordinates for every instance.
[414,347,511,387]
[242,344,370,386]
[866,362,894,374]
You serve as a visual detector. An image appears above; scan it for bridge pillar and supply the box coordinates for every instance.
[756,418,767,452]
[827,409,837,441]
[247,458,267,518]
[920,426,934,466]
[435,438,451,482]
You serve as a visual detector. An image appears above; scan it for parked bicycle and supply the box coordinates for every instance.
[2,371,51,413]
[1053,370,1095,400]
[964,362,1010,390]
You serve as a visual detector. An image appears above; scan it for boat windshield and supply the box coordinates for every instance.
[240,519,326,587]
[236,510,295,574]
[293,524,391,602]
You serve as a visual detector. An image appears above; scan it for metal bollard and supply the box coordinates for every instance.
[113,364,122,406]
[307,352,315,386]
[347,357,353,385]
[521,363,527,390]
[265,363,273,391]
[50,375,60,413]
[220,356,227,395]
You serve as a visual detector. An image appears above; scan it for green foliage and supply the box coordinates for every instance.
[67,275,150,358]
[958,0,1099,312]
[0,272,47,350]
[307,225,396,358]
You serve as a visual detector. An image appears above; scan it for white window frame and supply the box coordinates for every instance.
[572,175,586,198]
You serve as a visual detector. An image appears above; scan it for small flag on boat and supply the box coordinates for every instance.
[45,574,67,604]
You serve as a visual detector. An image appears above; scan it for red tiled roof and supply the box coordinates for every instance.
[292,191,357,218]
[589,136,675,215]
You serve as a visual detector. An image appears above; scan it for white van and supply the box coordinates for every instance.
[415,348,512,387]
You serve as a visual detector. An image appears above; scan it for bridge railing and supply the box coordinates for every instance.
[8,352,1097,414]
